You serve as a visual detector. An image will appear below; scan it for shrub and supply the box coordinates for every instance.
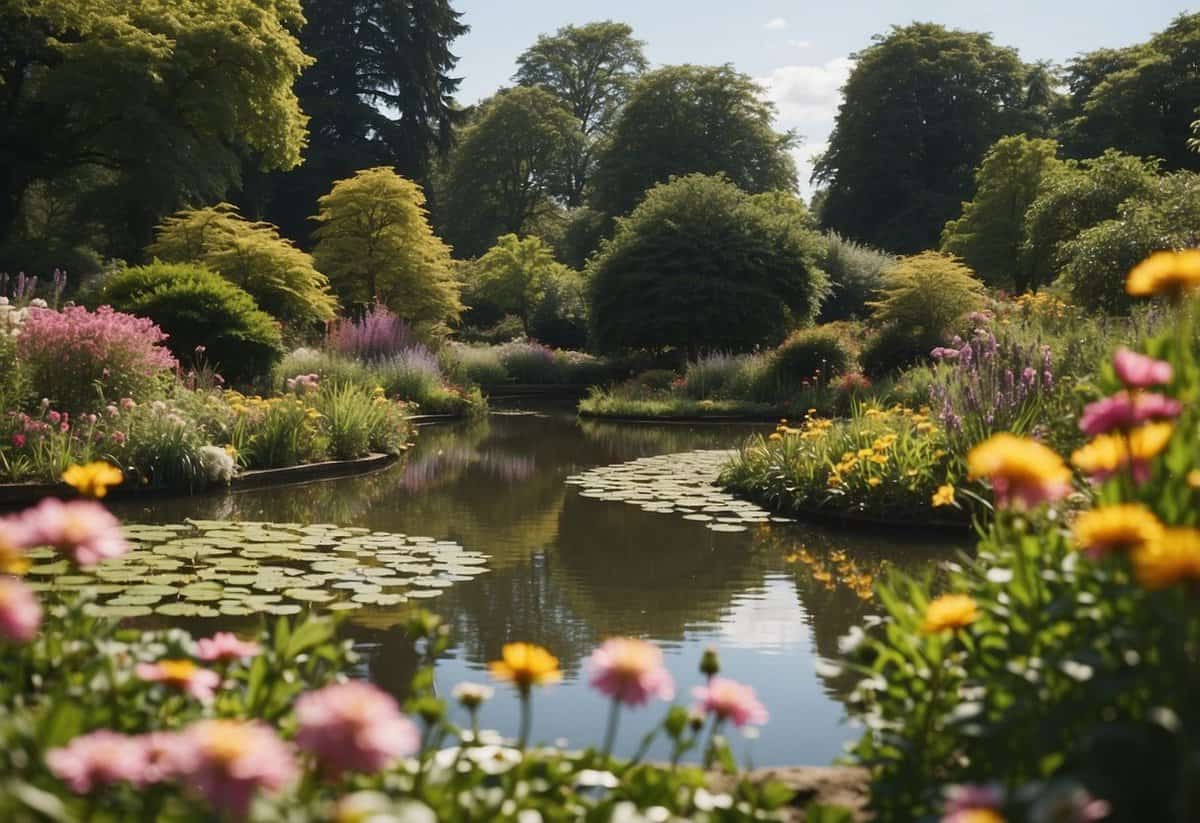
[681,353,765,400]
[312,383,409,459]
[818,232,894,322]
[108,399,208,490]
[373,347,446,402]
[326,304,415,361]
[233,395,329,469]
[868,252,986,339]
[97,262,284,383]
[762,325,855,393]
[528,269,589,350]
[446,344,510,386]
[859,323,941,379]
[498,340,559,383]
[15,305,177,412]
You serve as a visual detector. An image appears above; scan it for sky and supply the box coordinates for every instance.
[450,1,1195,195]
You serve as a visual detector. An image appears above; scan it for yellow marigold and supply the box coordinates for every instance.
[62,461,124,499]
[916,422,935,434]
[1126,250,1200,298]
[921,594,979,634]
[768,432,783,442]
[1071,422,1174,483]
[488,643,562,692]
[1187,469,1200,489]
[967,434,1072,508]
[1071,504,1164,558]
[1132,528,1200,590]
[867,477,882,487]
[931,484,955,508]
[856,448,873,458]
[870,454,888,465]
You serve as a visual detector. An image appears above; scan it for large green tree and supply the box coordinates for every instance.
[466,234,570,335]
[589,65,798,222]
[438,87,584,258]
[587,174,826,356]
[941,135,1063,290]
[514,21,647,205]
[312,167,461,334]
[0,0,312,264]
[814,23,1033,254]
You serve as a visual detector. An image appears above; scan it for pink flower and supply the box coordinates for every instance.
[16,498,128,566]
[48,411,61,425]
[46,731,149,793]
[943,783,1004,818]
[196,632,261,663]
[136,659,221,703]
[1079,392,1182,436]
[1113,348,1172,389]
[137,732,188,785]
[691,677,768,727]
[11,433,24,448]
[172,720,297,820]
[587,637,675,707]
[295,681,420,776]
[0,577,41,643]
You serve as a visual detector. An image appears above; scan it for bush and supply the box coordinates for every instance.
[373,347,446,402]
[528,270,589,350]
[97,262,284,383]
[818,232,894,322]
[312,383,410,459]
[446,343,510,386]
[497,340,559,383]
[681,353,766,400]
[762,325,855,392]
[868,252,986,339]
[15,305,177,412]
[859,323,941,379]
[325,304,416,361]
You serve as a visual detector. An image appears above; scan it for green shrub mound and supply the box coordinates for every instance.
[818,232,894,322]
[97,262,284,382]
[764,326,855,390]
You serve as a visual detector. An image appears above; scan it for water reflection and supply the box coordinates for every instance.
[111,409,964,764]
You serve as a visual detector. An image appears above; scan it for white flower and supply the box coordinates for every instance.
[693,789,734,811]
[466,745,522,775]
[452,681,494,708]
[575,769,619,789]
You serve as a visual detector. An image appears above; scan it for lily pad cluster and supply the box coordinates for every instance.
[565,450,789,533]
[24,520,488,619]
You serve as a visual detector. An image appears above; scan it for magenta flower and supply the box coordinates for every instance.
[172,720,297,820]
[1079,392,1182,436]
[46,731,149,793]
[691,677,768,727]
[294,681,420,776]
[0,577,41,643]
[1113,348,1172,389]
[15,498,128,566]
[11,433,24,448]
[196,632,261,663]
[587,637,675,707]
[136,660,221,703]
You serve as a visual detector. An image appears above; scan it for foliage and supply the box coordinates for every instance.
[325,304,416,362]
[859,323,942,379]
[815,23,1035,253]
[589,65,798,221]
[940,135,1063,290]
[447,342,612,387]
[588,174,827,355]
[764,326,857,392]
[313,168,462,334]
[146,204,337,326]
[310,383,410,460]
[514,20,648,205]
[438,88,585,257]
[817,233,895,322]
[868,252,986,340]
[96,262,284,383]
[15,305,177,413]
[0,0,312,264]
[466,234,572,335]
[528,267,590,349]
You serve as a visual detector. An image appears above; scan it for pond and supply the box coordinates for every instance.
[108,405,964,766]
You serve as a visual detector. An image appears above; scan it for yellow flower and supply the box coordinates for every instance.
[954,812,1005,823]
[1126,249,1200,298]
[870,454,888,465]
[867,477,882,487]
[916,422,935,434]
[921,594,979,634]
[1072,504,1164,557]
[488,643,562,692]
[967,434,1072,508]
[0,534,30,576]
[1071,422,1174,481]
[768,432,783,442]
[931,484,955,508]
[62,461,124,499]
[1132,529,1200,590]
[1189,470,1200,489]
[856,448,873,458]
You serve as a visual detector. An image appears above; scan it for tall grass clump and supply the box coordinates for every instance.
[373,346,445,400]
[681,353,766,400]
[312,383,409,459]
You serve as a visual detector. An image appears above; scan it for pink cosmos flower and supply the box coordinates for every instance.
[0,577,41,643]
[196,632,261,663]
[137,731,188,785]
[587,637,675,707]
[691,677,768,727]
[46,731,149,793]
[294,681,420,776]
[172,720,297,820]
[1079,392,1182,436]
[1113,348,1172,389]
[136,659,221,703]
[15,498,128,566]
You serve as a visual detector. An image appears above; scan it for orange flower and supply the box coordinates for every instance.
[921,594,979,634]
[1071,504,1163,558]
[1132,529,1200,590]
[489,643,562,693]
[62,462,124,499]
[967,434,1071,508]
[1125,250,1200,298]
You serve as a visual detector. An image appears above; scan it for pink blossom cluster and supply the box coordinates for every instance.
[1078,349,1181,437]
[285,372,320,393]
[586,637,675,706]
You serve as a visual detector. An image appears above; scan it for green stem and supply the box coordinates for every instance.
[600,697,621,760]
[702,714,725,769]
[517,689,531,750]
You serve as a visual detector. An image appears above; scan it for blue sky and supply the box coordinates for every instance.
[451,1,1194,193]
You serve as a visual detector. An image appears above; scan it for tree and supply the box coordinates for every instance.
[1020,151,1159,291]
[147,204,338,326]
[438,87,584,257]
[467,234,571,335]
[245,0,469,245]
[312,168,462,335]
[587,174,827,356]
[1062,13,1200,172]
[867,252,985,339]
[0,0,312,263]
[814,23,1033,253]
[589,65,798,222]
[514,21,647,205]
[940,135,1063,290]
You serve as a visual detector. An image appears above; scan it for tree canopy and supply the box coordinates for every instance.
[466,234,571,335]
[312,167,461,335]
[589,65,798,222]
[814,23,1034,254]
[587,174,826,356]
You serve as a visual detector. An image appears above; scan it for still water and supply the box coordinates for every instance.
[111,408,961,765]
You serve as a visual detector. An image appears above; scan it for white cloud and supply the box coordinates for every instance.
[764,17,788,30]
[787,38,812,49]
[755,57,854,123]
